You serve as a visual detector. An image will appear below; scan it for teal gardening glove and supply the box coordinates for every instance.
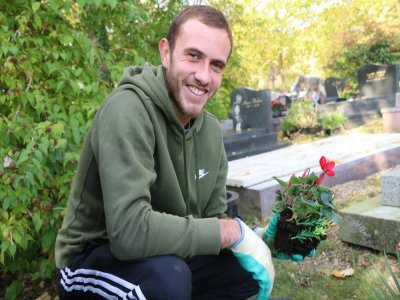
[230,218,275,300]
[254,212,316,263]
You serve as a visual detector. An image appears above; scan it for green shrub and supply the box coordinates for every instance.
[282,101,319,131]
[320,112,347,130]
[281,119,297,132]
[0,1,185,298]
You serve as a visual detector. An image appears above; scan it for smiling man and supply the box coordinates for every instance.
[55,5,274,300]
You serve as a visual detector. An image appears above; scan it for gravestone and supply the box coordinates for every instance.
[381,92,400,132]
[231,88,272,132]
[357,64,399,98]
[317,65,399,128]
[291,75,327,104]
[224,87,290,161]
[339,167,400,254]
[381,166,400,207]
[324,77,346,102]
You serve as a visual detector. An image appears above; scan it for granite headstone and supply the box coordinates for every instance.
[325,77,346,102]
[224,88,290,160]
[230,88,272,132]
[357,64,399,98]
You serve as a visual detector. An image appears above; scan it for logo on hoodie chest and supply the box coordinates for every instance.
[196,169,209,180]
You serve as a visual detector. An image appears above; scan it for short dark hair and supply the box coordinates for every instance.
[166,5,233,57]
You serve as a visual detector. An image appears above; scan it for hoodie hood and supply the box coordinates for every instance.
[117,63,204,135]
[118,63,182,128]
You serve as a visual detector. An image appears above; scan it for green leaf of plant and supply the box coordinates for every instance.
[24,172,35,187]
[34,14,42,29]
[5,279,23,300]
[272,176,288,187]
[33,213,43,232]
[16,149,30,165]
[2,197,14,210]
[41,230,55,249]
[32,2,41,12]
[12,230,23,249]
[320,208,342,222]
[8,242,16,258]
[1,240,9,253]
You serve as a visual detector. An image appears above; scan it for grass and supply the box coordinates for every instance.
[269,240,399,299]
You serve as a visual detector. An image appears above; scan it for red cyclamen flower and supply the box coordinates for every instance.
[319,156,335,176]
[397,241,400,253]
[317,156,335,185]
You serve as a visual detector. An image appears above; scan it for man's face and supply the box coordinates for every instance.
[159,19,231,126]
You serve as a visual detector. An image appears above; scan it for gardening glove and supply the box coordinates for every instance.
[230,217,275,300]
[254,212,316,263]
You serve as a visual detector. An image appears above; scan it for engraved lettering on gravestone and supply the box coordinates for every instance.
[366,70,386,83]
[243,98,262,109]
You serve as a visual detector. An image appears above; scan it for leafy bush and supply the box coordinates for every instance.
[320,112,347,130]
[0,0,184,297]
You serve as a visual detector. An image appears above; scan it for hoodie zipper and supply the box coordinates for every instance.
[194,129,201,217]
[182,132,190,216]
[182,127,201,217]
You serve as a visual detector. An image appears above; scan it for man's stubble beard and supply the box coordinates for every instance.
[165,62,213,121]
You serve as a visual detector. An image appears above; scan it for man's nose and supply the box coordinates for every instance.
[194,63,211,85]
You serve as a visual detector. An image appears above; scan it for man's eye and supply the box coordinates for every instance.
[211,63,224,72]
[189,53,199,60]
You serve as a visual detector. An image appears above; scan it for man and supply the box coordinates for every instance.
[55,5,275,299]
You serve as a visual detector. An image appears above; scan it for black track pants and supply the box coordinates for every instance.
[56,243,259,300]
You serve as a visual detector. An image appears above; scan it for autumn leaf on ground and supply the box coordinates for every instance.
[357,254,370,267]
[331,268,355,279]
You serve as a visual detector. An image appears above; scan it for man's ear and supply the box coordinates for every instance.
[159,38,170,68]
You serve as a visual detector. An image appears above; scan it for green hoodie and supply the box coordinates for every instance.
[55,63,229,268]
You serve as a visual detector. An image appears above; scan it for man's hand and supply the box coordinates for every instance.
[254,212,316,263]
[229,218,275,300]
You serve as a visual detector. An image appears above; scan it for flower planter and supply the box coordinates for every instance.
[324,128,341,136]
[272,156,342,257]
[303,126,322,135]
[274,208,327,257]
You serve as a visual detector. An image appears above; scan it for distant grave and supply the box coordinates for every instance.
[318,64,399,128]
[357,64,399,98]
[324,77,346,103]
[291,75,326,104]
[224,87,290,161]
[231,88,272,132]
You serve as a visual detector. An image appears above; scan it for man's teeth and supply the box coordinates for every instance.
[189,86,205,95]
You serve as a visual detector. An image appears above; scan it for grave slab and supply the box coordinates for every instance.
[338,196,400,254]
[381,167,400,207]
[227,133,400,218]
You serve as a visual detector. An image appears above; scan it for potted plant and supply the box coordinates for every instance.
[320,112,347,135]
[271,156,342,257]
[271,99,285,117]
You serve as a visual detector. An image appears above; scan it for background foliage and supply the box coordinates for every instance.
[0,0,185,297]
[1,0,400,298]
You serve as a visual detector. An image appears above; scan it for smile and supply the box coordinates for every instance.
[188,85,206,96]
